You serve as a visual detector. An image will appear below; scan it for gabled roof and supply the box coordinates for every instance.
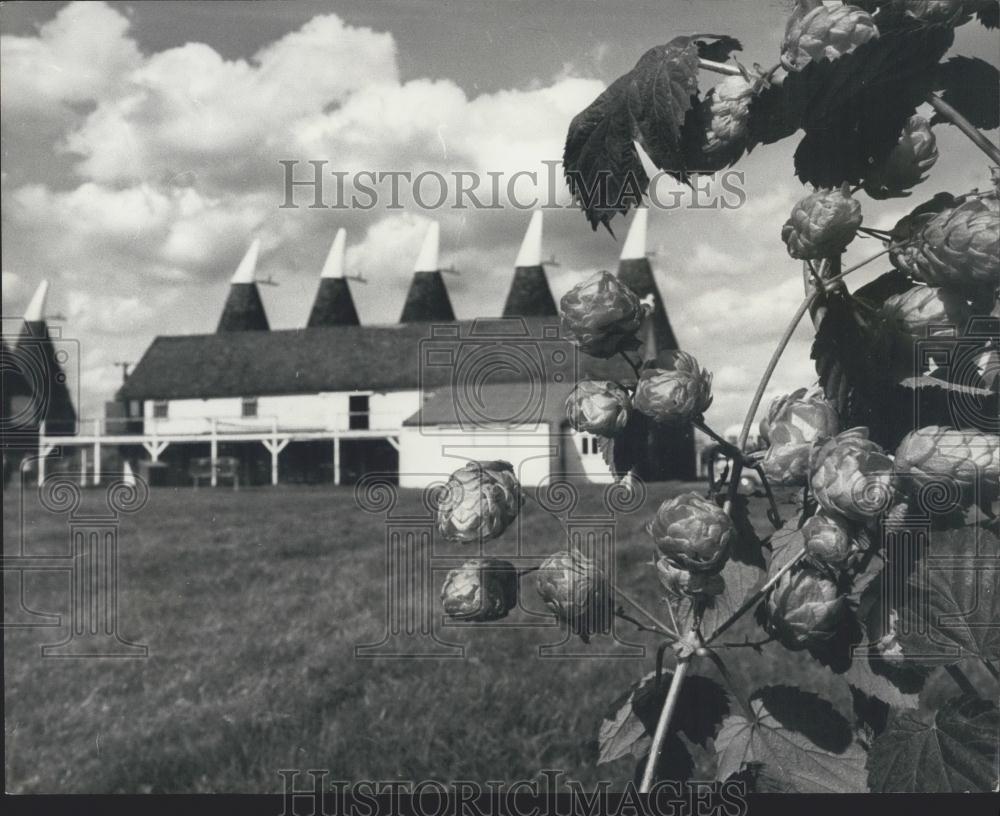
[404,380,574,428]
[117,317,634,402]
[617,257,679,358]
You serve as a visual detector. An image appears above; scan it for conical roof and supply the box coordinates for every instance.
[218,239,270,332]
[616,208,679,358]
[400,222,455,322]
[502,211,557,318]
[307,229,359,327]
[12,281,77,436]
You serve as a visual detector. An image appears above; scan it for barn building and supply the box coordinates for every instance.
[25,210,696,488]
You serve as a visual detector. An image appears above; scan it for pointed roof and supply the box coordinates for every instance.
[12,281,77,435]
[400,222,455,322]
[320,228,346,279]
[616,208,679,358]
[22,280,50,325]
[217,239,269,332]
[308,229,359,327]
[502,211,557,318]
[413,222,439,273]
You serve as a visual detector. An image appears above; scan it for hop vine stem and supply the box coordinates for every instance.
[639,246,888,790]
[926,92,1000,166]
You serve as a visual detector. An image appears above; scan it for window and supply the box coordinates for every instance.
[581,437,589,455]
[241,397,258,418]
[152,400,168,419]
[349,394,370,430]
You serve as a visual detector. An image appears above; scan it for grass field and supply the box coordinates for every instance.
[5,482,852,793]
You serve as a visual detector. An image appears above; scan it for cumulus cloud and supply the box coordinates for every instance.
[0,2,141,119]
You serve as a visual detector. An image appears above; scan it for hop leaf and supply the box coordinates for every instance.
[867,696,1000,792]
[933,56,1000,130]
[715,686,868,793]
[563,35,740,230]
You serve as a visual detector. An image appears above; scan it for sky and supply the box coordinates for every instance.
[1,0,998,432]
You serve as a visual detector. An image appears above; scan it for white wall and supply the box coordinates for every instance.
[559,427,615,484]
[398,425,557,488]
[143,390,421,435]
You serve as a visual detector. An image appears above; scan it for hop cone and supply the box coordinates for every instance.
[891,0,974,24]
[655,558,725,598]
[863,116,939,199]
[536,549,613,642]
[560,271,646,359]
[890,197,1000,292]
[760,387,839,486]
[647,491,734,574]
[633,351,713,425]
[881,284,971,338]
[781,1,879,71]
[437,460,523,542]
[810,428,896,522]
[565,380,631,437]
[894,426,1000,505]
[702,76,754,157]
[441,558,518,622]
[782,186,863,260]
[802,513,856,569]
[766,565,845,649]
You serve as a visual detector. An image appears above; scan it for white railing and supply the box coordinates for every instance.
[75,414,408,438]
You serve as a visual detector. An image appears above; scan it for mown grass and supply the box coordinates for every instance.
[5,483,844,793]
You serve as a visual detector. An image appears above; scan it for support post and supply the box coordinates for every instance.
[210,418,218,488]
[333,436,341,486]
[93,440,101,486]
[80,447,87,487]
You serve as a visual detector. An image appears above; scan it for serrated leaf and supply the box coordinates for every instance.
[631,670,730,747]
[933,57,1000,130]
[780,19,954,186]
[977,0,1000,28]
[633,736,695,786]
[598,669,729,767]
[564,35,754,230]
[715,686,869,792]
[867,696,1000,792]
[598,409,652,482]
[899,524,1000,665]
[598,691,650,764]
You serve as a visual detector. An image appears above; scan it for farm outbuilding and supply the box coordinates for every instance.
[27,209,697,488]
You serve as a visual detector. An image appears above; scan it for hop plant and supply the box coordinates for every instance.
[766,565,845,649]
[881,284,971,338]
[891,0,974,24]
[894,426,1000,505]
[810,428,896,523]
[437,460,524,542]
[536,549,613,642]
[655,558,725,598]
[647,492,734,574]
[781,185,863,260]
[560,271,647,358]
[802,513,856,569]
[702,75,754,156]
[565,380,631,437]
[760,387,839,486]
[781,1,879,72]
[633,351,713,425]
[863,116,939,199]
[441,558,519,622]
[890,197,1000,292]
